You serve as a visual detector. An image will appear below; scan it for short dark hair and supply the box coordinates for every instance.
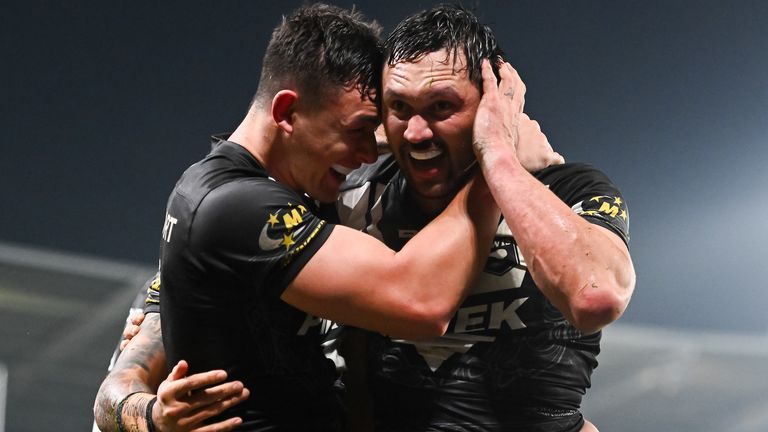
[384,4,502,87]
[253,3,383,109]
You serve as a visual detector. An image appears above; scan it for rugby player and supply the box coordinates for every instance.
[93,3,550,431]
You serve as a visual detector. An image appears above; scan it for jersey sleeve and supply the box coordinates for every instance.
[143,271,161,314]
[536,163,630,246]
[192,178,335,298]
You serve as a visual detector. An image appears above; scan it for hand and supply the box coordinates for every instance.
[153,360,250,432]
[516,113,564,172]
[119,309,146,351]
[472,58,526,158]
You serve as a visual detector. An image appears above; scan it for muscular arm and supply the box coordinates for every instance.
[94,313,167,431]
[284,175,500,340]
[472,59,635,334]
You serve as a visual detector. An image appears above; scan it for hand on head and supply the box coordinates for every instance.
[473,58,563,171]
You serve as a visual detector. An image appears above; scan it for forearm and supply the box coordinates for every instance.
[391,175,500,330]
[94,314,167,431]
[284,177,499,340]
[477,152,634,333]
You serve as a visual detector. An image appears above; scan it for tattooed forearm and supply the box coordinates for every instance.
[120,314,164,379]
[120,392,154,432]
[93,313,166,432]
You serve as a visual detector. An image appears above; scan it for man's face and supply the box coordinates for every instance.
[381,49,480,206]
[289,86,380,203]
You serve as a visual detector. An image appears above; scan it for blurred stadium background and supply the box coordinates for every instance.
[2,1,767,430]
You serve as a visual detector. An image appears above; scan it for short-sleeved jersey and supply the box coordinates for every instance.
[337,156,630,432]
[158,141,341,431]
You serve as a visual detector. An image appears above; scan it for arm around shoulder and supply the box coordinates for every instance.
[283,175,500,340]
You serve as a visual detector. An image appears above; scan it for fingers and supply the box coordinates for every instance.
[497,60,526,114]
[480,58,498,95]
[184,387,250,427]
[129,311,145,326]
[121,323,141,340]
[168,360,190,381]
[186,380,245,407]
[163,368,229,400]
[119,313,143,351]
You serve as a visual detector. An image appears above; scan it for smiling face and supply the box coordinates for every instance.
[289,86,380,203]
[381,49,480,212]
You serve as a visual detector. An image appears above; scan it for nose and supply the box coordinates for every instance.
[403,115,433,144]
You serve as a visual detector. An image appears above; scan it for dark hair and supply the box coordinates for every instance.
[384,4,502,87]
[253,3,382,109]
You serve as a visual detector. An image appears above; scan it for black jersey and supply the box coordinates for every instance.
[159,141,341,431]
[337,156,630,432]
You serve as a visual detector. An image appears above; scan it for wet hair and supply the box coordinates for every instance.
[252,3,383,109]
[384,4,502,87]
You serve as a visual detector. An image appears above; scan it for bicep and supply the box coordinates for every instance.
[282,225,413,332]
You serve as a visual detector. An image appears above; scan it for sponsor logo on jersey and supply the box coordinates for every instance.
[145,275,161,306]
[485,235,526,276]
[258,203,311,252]
[453,298,528,333]
[578,195,628,221]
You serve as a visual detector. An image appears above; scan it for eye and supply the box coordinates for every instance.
[431,101,453,116]
[390,100,406,112]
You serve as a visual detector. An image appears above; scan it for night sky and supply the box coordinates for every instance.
[3,0,767,334]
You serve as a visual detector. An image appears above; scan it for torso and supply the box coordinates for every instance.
[336,156,630,432]
[159,141,342,431]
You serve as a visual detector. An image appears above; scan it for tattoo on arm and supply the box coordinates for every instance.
[93,313,165,432]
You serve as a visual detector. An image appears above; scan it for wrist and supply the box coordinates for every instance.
[146,396,158,432]
[115,392,155,432]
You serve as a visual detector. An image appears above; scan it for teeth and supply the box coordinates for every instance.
[410,147,444,161]
[331,164,354,175]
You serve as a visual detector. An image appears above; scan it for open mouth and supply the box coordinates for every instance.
[408,142,444,161]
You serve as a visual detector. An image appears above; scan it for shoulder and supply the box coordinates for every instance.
[536,163,630,245]
[535,162,613,187]
[193,179,317,246]
[534,163,623,200]
[201,177,299,213]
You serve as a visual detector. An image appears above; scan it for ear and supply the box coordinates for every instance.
[271,90,299,134]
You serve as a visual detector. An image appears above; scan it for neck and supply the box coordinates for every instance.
[408,190,452,217]
[228,109,297,190]
[228,110,273,167]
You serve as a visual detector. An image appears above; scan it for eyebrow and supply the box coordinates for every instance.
[383,86,462,102]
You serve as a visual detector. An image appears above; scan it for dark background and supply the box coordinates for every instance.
[2,1,767,430]
[5,0,767,333]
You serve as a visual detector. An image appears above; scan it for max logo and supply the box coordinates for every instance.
[583,196,628,221]
[259,204,309,251]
